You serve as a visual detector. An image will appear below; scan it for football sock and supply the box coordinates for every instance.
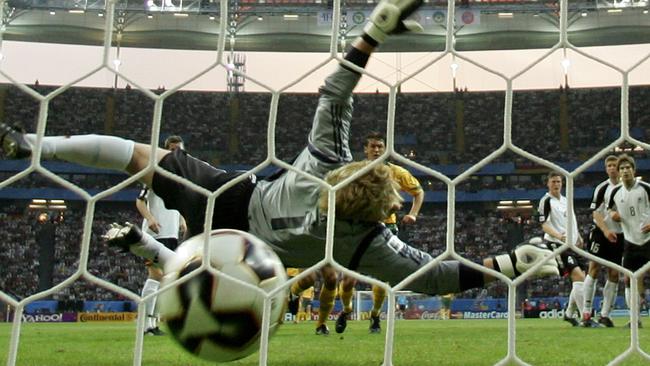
[567,291,577,316]
[131,232,176,267]
[291,276,315,296]
[583,275,595,314]
[591,278,598,304]
[601,280,617,318]
[25,134,135,171]
[142,279,160,329]
[371,285,386,316]
[625,286,641,315]
[291,282,308,296]
[317,284,336,326]
[567,281,583,317]
[572,281,585,316]
[339,282,354,314]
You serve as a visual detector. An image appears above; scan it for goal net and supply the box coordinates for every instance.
[1,0,649,365]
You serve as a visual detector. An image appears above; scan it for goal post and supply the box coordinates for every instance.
[354,290,445,321]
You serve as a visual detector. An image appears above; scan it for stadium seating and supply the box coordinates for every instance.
[0,84,648,305]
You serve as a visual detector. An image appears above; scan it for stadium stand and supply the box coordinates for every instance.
[0,84,648,307]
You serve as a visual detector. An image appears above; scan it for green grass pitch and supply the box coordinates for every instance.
[1,319,649,365]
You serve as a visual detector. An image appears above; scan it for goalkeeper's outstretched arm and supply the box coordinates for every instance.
[353,229,560,297]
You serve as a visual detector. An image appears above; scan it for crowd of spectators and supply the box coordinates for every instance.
[1,163,643,198]
[0,83,649,307]
[0,171,135,191]
[0,202,145,303]
[2,84,647,168]
[2,198,644,304]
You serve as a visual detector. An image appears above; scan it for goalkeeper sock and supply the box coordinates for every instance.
[26,134,135,171]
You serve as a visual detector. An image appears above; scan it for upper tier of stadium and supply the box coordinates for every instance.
[5,0,650,52]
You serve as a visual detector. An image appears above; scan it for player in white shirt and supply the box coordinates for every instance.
[135,135,187,335]
[607,154,650,327]
[583,155,624,327]
[538,171,588,327]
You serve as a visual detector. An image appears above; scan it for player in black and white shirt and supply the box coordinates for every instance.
[1,0,561,304]
[538,171,588,326]
[583,155,624,327]
[607,154,650,327]
[135,135,187,336]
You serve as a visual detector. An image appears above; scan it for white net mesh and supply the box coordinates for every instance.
[1,0,650,365]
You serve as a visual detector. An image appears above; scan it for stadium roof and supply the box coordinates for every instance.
[4,0,650,52]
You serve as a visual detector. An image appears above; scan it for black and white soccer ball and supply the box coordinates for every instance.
[158,229,287,362]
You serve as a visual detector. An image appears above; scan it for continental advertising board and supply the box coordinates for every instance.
[77,312,137,322]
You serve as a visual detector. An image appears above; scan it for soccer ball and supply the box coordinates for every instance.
[157,229,288,362]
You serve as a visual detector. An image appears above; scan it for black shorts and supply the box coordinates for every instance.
[622,241,650,272]
[157,237,179,251]
[587,226,624,265]
[152,149,256,238]
[543,241,583,277]
[144,238,178,267]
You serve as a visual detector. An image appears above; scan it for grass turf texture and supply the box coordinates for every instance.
[1,319,649,365]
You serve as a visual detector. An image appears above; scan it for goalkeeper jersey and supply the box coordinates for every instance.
[246,66,463,296]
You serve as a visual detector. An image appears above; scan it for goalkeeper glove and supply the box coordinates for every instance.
[363,0,424,44]
[492,237,559,278]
